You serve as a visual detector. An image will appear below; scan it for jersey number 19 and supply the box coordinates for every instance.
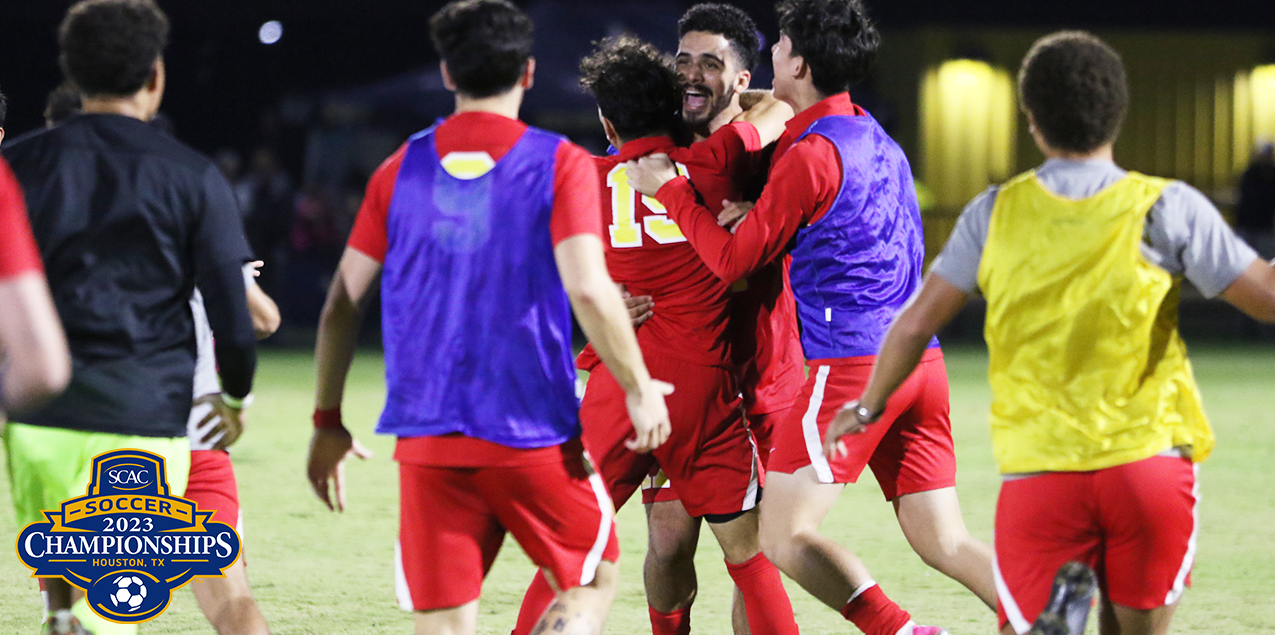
[606,163,690,249]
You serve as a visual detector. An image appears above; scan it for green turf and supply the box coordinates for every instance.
[2,345,1272,634]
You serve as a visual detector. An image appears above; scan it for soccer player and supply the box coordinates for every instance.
[37,79,280,635]
[628,1,997,634]
[838,31,1275,635]
[0,157,71,420]
[513,36,797,635]
[305,2,671,634]
[2,2,258,634]
[638,7,809,634]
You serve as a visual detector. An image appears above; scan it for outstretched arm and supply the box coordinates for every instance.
[824,274,969,457]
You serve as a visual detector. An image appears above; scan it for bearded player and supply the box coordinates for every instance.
[630,1,998,634]
[513,36,796,635]
[305,2,671,634]
[635,6,808,634]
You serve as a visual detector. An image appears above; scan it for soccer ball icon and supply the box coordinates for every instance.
[110,575,148,611]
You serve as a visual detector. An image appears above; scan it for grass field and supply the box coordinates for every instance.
[2,345,1273,634]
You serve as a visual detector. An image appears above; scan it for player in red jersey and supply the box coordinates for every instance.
[511,36,798,635]
[0,156,70,423]
[628,7,808,634]
[307,2,671,634]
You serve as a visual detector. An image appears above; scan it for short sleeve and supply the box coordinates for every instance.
[550,141,603,245]
[347,145,407,263]
[929,186,998,294]
[0,158,43,279]
[1145,182,1259,298]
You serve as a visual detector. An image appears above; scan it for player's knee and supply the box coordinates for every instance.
[646,525,699,568]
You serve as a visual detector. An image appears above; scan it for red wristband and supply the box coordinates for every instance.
[313,408,344,430]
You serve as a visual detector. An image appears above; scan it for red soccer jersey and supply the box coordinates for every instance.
[345,111,603,468]
[578,122,763,370]
[0,158,43,280]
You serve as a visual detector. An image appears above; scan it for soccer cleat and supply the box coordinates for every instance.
[41,610,94,635]
[1028,561,1097,635]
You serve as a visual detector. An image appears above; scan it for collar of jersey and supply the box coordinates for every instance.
[616,136,677,161]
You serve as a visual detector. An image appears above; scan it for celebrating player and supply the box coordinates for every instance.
[513,35,797,635]
[2,1,258,634]
[838,31,1275,635]
[628,1,997,634]
[305,2,671,634]
[633,7,809,634]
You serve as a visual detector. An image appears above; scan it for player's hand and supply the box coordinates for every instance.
[619,284,654,327]
[626,154,679,197]
[823,400,873,459]
[718,200,754,234]
[193,393,246,450]
[624,379,674,453]
[307,427,374,512]
[248,260,264,277]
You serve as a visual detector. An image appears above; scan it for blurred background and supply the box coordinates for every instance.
[2,0,1273,342]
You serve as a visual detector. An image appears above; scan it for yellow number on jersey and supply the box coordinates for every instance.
[605,163,690,249]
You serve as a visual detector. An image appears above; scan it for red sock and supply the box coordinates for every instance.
[649,606,692,635]
[725,553,800,635]
[839,582,912,635]
[512,570,557,635]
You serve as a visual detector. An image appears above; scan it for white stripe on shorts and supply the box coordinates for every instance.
[580,472,614,586]
[394,540,414,611]
[801,366,835,483]
[1165,463,1200,605]
[741,433,760,511]
[993,554,1032,634]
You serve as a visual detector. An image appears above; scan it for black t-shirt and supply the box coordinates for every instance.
[3,114,256,437]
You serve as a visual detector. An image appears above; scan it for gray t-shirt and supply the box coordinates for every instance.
[931,158,1259,298]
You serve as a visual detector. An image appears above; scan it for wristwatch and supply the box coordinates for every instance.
[849,400,883,424]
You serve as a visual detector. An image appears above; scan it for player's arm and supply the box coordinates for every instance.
[1219,259,1275,322]
[628,142,829,283]
[823,274,969,456]
[554,234,671,452]
[193,166,258,403]
[731,90,793,146]
[307,246,379,511]
[0,273,71,416]
[245,262,281,339]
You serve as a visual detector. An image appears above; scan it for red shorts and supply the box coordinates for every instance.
[183,449,241,531]
[582,355,759,518]
[768,349,955,499]
[396,440,620,611]
[994,455,1198,634]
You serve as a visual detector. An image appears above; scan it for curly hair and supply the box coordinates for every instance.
[677,3,760,72]
[1019,31,1128,154]
[776,0,879,96]
[59,0,169,97]
[579,36,680,141]
[430,0,534,99]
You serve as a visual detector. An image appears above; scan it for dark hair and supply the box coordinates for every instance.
[776,0,879,96]
[59,0,169,97]
[580,36,680,141]
[45,82,83,126]
[0,87,7,129]
[1019,31,1128,154]
[677,3,760,71]
[430,0,534,99]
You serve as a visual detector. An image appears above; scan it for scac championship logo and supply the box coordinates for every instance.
[15,449,240,624]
